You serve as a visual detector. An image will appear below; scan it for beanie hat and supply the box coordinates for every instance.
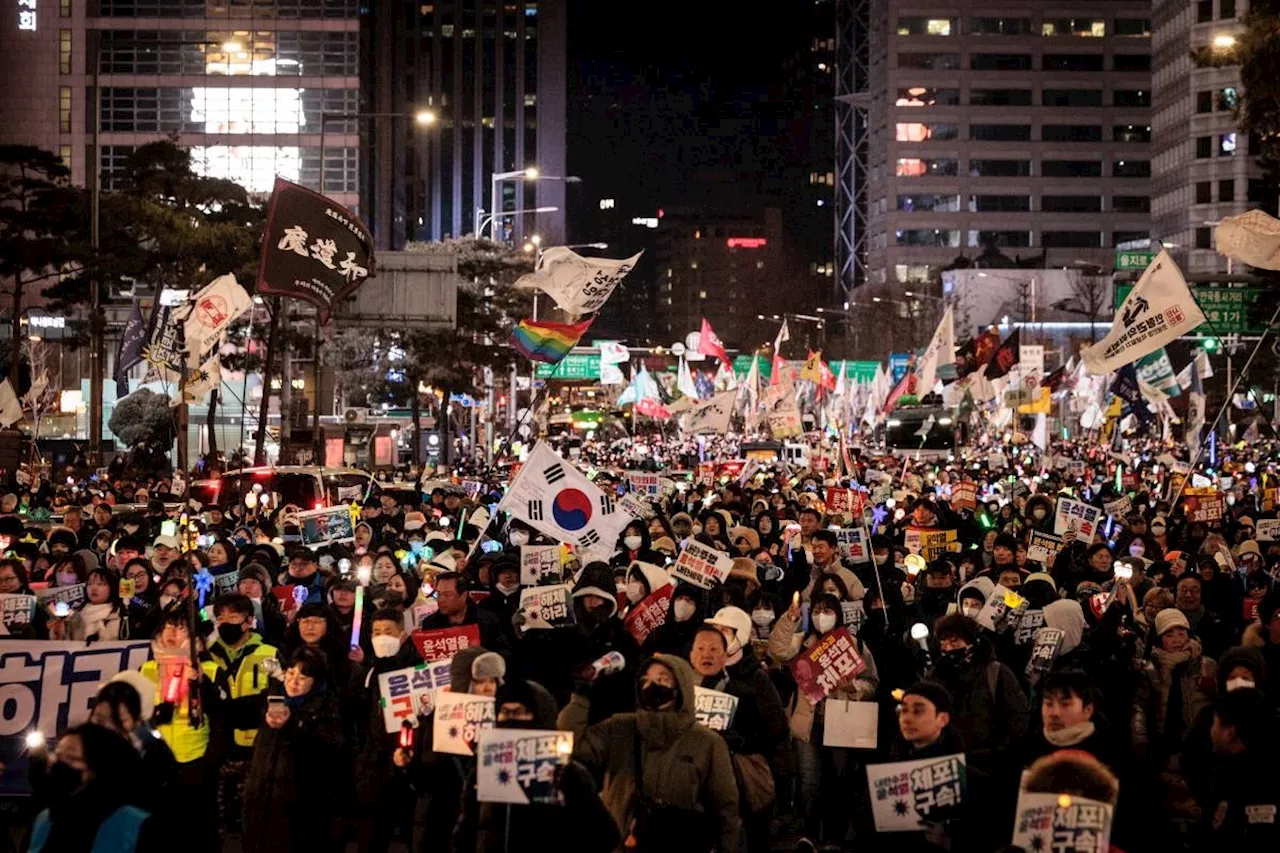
[903,680,953,715]
[1155,608,1191,636]
[450,646,488,694]
[238,563,274,593]
[470,651,506,685]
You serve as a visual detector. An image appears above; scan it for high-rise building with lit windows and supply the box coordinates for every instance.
[359,0,567,250]
[0,0,363,210]
[849,5,1153,293]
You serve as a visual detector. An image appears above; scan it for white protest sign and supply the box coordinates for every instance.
[834,528,870,563]
[670,541,733,589]
[1103,495,1132,518]
[1026,531,1065,565]
[476,728,573,805]
[377,657,453,732]
[37,584,86,613]
[975,585,1028,633]
[1256,519,1280,542]
[520,545,562,586]
[1011,792,1112,853]
[867,753,967,832]
[433,691,496,756]
[1053,498,1101,544]
[517,584,576,630]
[627,471,660,496]
[693,685,740,731]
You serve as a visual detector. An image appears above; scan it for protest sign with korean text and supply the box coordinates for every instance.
[1103,495,1132,518]
[377,658,453,732]
[627,471,660,497]
[671,541,734,589]
[517,584,576,630]
[624,584,672,646]
[1013,609,1046,645]
[841,600,867,635]
[1053,498,1101,544]
[903,527,957,561]
[297,505,356,547]
[693,686,740,731]
[433,691,495,756]
[0,594,37,635]
[789,627,867,704]
[825,488,856,516]
[975,585,1028,633]
[1026,628,1066,682]
[951,482,977,512]
[411,625,481,662]
[519,545,562,586]
[1026,531,1065,565]
[476,728,573,805]
[834,528,870,563]
[866,754,967,832]
[1256,519,1280,542]
[1181,487,1225,523]
[1011,792,1112,853]
[37,584,86,614]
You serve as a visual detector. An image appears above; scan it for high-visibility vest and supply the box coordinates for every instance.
[140,659,220,764]
[210,635,278,748]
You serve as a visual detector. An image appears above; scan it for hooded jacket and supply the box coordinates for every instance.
[926,638,1030,776]
[557,654,741,853]
[610,525,664,569]
[353,639,423,806]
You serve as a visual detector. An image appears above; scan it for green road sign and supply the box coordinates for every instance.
[1115,251,1157,271]
[1114,284,1264,335]
[534,353,600,380]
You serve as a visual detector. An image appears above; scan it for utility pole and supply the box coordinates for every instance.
[88,51,103,465]
[253,300,281,466]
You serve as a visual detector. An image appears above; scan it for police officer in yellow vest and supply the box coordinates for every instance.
[208,592,278,836]
[139,608,221,853]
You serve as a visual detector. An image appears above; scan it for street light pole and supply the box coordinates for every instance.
[88,53,102,465]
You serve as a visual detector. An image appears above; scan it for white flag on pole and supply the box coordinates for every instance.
[0,380,23,427]
[677,357,700,400]
[915,306,955,395]
[1082,250,1206,375]
[181,274,252,359]
[773,319,790,354]
[682,390,737,435]
[497,442,634,559]
[1214,209,1280,271]
[514,247,642,318]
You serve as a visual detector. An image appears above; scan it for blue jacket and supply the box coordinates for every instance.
[30,805,149,853]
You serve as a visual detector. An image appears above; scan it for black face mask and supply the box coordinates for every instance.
[496,716,536,730]
[217,623,246,645]
[46,761,83,801]
[937,647,972,669]
[639,681,678,711]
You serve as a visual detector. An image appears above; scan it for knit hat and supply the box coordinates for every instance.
[450,646,488,694]
[1155,608,1190,636]
[729,526,760,551]
[238,563,274,593]
[470,651,506,685]
[903,680,953,715]
[652,536,677,556]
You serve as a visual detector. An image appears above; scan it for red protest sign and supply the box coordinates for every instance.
[411,625,482,661]
[825,488,854,515]
[696,463,715,486]
[951,482,977,512]
[624,584,672,645]
[271,585,306,614]
[1182,488,1225,523]
[788,626,866,704]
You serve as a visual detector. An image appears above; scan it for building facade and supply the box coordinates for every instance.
[359,0,567,251]
[1151,0,1259,274]
[0,0,363,207]
[856,4,1154,291]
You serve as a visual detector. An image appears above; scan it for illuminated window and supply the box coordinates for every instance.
[895,229,960,247]
[896,17,955,36]
[59,87,72,132]
[58,145,71,165]
[60,0,70,17]
[59,30,72,74]
[895,87,960,107]
[1042,19,1105,37]
[895,158,958,177]
[698,291,707,299]
[895,122,958,141]
[1220,133,1238,156]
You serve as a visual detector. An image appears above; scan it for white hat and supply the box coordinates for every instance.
[403,511,427,531]
[705,606,752,648]
[107,669,156,722]
[152,534,181,550]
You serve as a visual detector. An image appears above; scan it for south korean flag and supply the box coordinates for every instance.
[499,441,635,560]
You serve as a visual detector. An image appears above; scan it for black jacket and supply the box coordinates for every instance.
[420,600,509,659]
[352,642,423,806]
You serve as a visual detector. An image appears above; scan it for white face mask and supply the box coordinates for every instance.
[1129,543,1145,558]
[813,612,837,634]
[751,609,774,626]
[371,635,402,659]
[509,531,529,546]
[1032,508,1046,520]
[626,581,645,603]
[1151,526,1166,537]
[624,535,643,551]
[1226,677,1255,692]
[496,582,520,596]
[961,603,982,619]
[615,582,628,597]
[673,599,697,622]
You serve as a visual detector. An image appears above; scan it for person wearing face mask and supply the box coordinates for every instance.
[237,563,286,648]
[641,583,708,657]
[558,655,741,853]
[767,592,878,847]
[913,561,960,630]
[1023,495,1054,533]
[28,724,160,853]
[506,521,533,550]
[207,593,278,839]
[352,608,422,853]
[481,558,523,650]
[623,560,670,612]
[91,677,178,815]
[610,521,663,570]
[955,576,992,622]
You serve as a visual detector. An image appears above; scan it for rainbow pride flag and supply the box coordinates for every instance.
[512,317,594,363]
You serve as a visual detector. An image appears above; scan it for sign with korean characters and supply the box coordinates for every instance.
[0,594,37,635]
[411,625,481,662]
[519,545,562,586]
[476,728,573,805]
[1053,498,1101,544]
[951,482,977,512]
[825,488,858,516]
[693,686,740,731]
[903,527,958,561]
[1255,519,1280,542]
[628,471,660,496]
[433,691,496,756]
[867,753,967,832]
[1103,495,1131,518]
[377,658,453,732]
[1182,487,1226,523]
[1026,627,1066,683]
[670,541,734,589]
[788,627,867,704]
[974,584,1028,633]
[1116,282,1261,334]
[1026,531,1065,566]
[1012,791,1113,853]
[834,528,871,563]
[624,584,672,646]
[517,584,576,630]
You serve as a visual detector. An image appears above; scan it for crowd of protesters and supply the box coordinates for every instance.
[4,433,1280,853]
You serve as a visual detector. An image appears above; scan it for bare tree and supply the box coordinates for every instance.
[1070,272,1110,343]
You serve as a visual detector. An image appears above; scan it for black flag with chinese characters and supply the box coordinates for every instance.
[256,178,375,323]
[984,328,1021,380]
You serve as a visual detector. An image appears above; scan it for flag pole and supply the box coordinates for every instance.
[1172,301,1280,505]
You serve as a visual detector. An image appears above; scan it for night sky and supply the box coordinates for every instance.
[565,0,812,233]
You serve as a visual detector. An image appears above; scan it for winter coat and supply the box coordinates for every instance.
[1195,749,1280,848]
[420,599,509,659]
[515,613,641,722]
[925,639,1030,777]
[1132,639,1217,756]
[766,608,879,743]
[452,680,620,853]
[242,689,344,853]
[68,602,128,641]
[352,642,423,806]
[558,654,741,853]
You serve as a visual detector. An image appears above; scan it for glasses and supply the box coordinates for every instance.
[126,571,149,581]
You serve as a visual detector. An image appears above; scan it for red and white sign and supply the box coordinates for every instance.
[624,584,672,645]
[789,627,866,704]
[411,625,481,661]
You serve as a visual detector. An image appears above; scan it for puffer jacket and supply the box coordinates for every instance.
[765,608,879,743]
[1132,638,1217,755]
[557,654,741,853]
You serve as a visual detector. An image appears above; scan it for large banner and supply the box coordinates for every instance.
[0,640,153,794]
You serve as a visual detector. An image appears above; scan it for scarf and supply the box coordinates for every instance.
[284,680,326,710]
[1043,720,1096,748]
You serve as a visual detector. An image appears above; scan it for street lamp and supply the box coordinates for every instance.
[318,109,438,192]
[487,170,581,242]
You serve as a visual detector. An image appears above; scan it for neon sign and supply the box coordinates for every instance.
[726,237,767,249]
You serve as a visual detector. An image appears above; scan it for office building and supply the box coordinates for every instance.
[0,0,363,207]
[1151,0,1260,273]
[359,0,567,251]
[840,5,1154,295]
